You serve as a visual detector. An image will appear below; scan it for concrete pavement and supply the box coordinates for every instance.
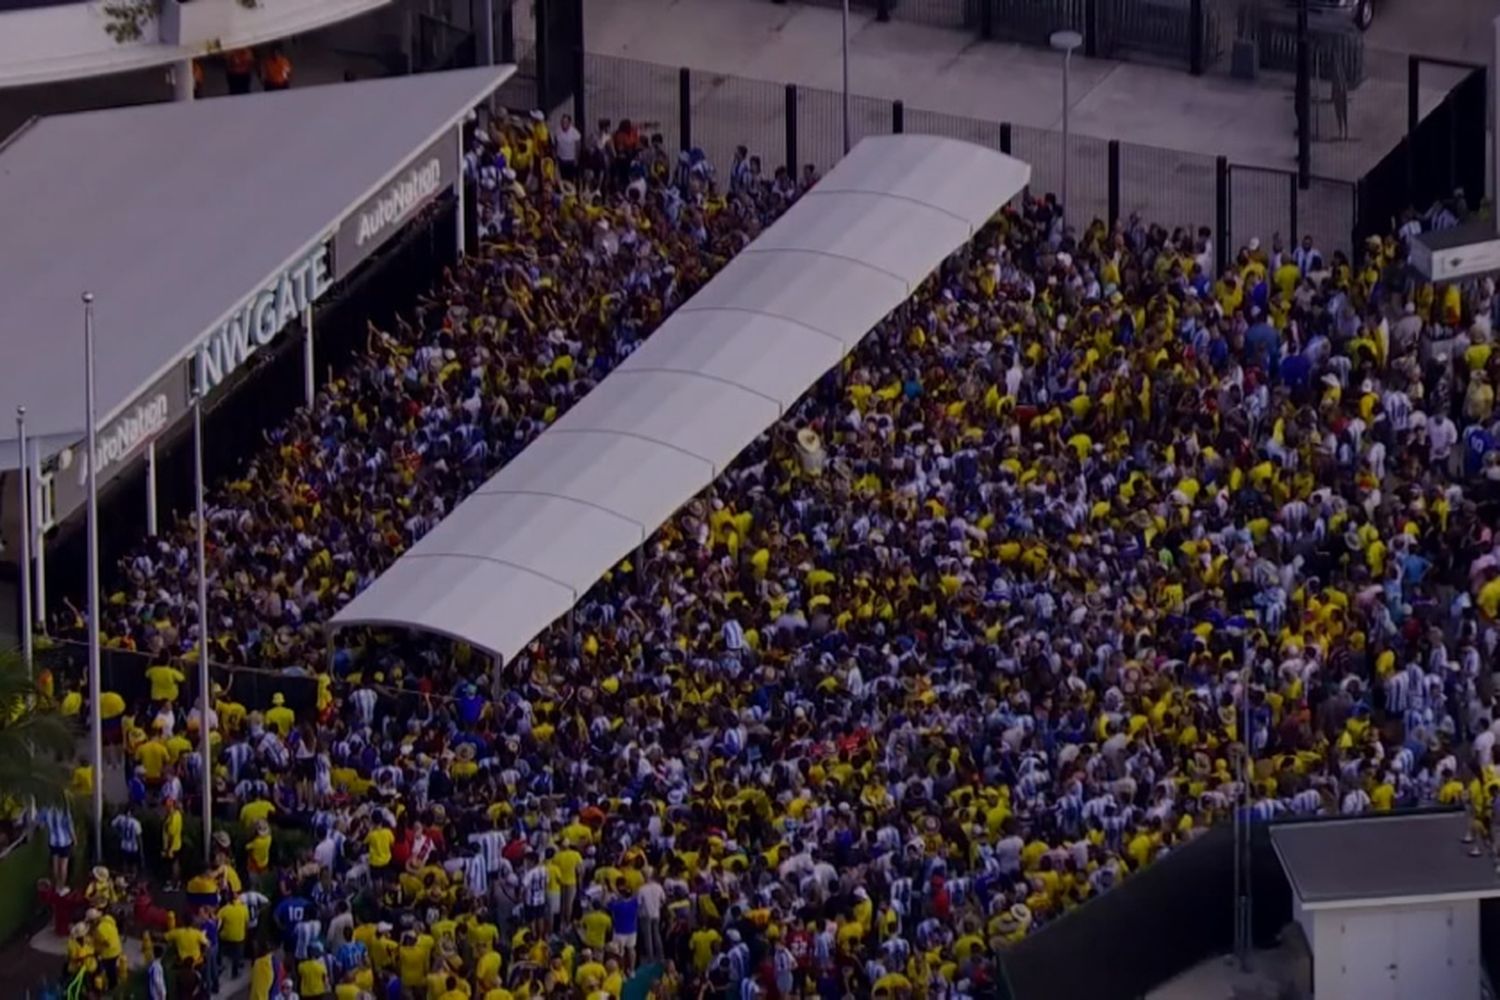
[558,0,1461,182]
[502,0,1483,256]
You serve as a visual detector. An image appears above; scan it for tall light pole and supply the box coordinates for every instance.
[82,291,103,860]
[842,0,851,155]
[16,407,31,674]
[1050,30,1083,220]
[192,391,213,862]
[1242,667,1255,970]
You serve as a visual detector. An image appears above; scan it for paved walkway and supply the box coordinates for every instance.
[560,0,1463,184]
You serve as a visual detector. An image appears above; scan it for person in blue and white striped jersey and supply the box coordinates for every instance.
[292,914,324,961]
[39,802,74,888]
[111,809,143,875]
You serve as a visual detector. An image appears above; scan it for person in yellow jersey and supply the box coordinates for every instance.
[687,921,720,977]
[249,949,279,1000]
[168,916,208,973]
[136,722,171,792]
[553,841,584,928]
[266,692,296,737]
[145,662,185,704]
[397,929,435,992]
[299,940,331,999]
[577,897,612,952]
[86,908,124,991]
[69,756,93,799]
[366,818,396,882]
[66,922,95,981]
[247,818,274,874]
[160,796,183,889]
[219,890,250,980]
[98,689,127,764]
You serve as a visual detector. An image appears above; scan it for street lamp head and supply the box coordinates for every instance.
[1050,29,1084,52]
[81,291,95,304]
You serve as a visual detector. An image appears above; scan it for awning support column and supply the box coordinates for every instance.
[303,306,316,408]
[145,439,158,536]
[455,126,467,257]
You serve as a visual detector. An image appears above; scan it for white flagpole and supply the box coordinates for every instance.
[193,391,212,862]
[31,440,46,631]
[841,0,850,155]
[16,406,32,675]
[82,291,103,861]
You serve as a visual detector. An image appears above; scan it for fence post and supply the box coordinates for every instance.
[1215,156,1230,274]
[1000,122,1012,155]
[1407,56,1421,136]
[533,2,549,106]
[892,99,904,134]
[1349,181,1360,262]
[1447,89,1460,198]
[1289,170,1299,241]
[979,0,994,40]
[1107,140,1121,225]
[679,67,692,152]
[785,84,798,177]
[1189,0,1204,75]
[572,42,585,128]
[1084,0,1098,58]
[1407,56,1419,195]
[499,0,515,64]
[877,0,891,22]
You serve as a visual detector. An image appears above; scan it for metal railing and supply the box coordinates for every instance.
[781,0,1223,75]
[528,49,1358,260]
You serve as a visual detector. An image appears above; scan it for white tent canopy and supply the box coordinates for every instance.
[0,65,511,462]
[330,134,1031,661]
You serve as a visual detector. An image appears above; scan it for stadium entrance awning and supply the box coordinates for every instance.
[0,64,512,533]
[330,134,1031,663]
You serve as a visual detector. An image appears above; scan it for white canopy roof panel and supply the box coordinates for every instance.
[330,134,1031,660]
[0,65,512,459]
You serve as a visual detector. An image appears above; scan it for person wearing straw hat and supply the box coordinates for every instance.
[66,920,95,981]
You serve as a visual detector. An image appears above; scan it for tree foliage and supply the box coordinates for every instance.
[0,652,76,808]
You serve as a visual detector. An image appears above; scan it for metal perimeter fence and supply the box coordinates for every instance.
[31,638,440,721]
[771,0,1368,87]
[780,0,1227,74]
[499,42,1358,262]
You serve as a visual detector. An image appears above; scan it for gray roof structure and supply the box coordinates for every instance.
[1270,812,1500,908]
[0,65,510,463]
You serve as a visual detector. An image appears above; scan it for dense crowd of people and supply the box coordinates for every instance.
[79,113,789,675]
[49,100,1500,1000]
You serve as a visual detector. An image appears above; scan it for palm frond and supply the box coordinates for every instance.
[0,712,78,758]
[0,755,73,808]
[0,649,77,806]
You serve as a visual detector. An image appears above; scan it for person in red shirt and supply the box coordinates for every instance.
[784,916,813,990]
[259,46,292,91]
[610,119,641,189]
[930,874,951,921]
[390,819,415,870]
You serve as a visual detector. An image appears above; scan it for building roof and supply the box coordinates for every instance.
[0,64,511,462]
[329,134,1031,662]
[1270,811,1500,909]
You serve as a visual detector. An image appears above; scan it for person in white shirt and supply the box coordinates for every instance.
[554,113,582,181]
[1428,413,1458,471]
[636,873,666,962]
